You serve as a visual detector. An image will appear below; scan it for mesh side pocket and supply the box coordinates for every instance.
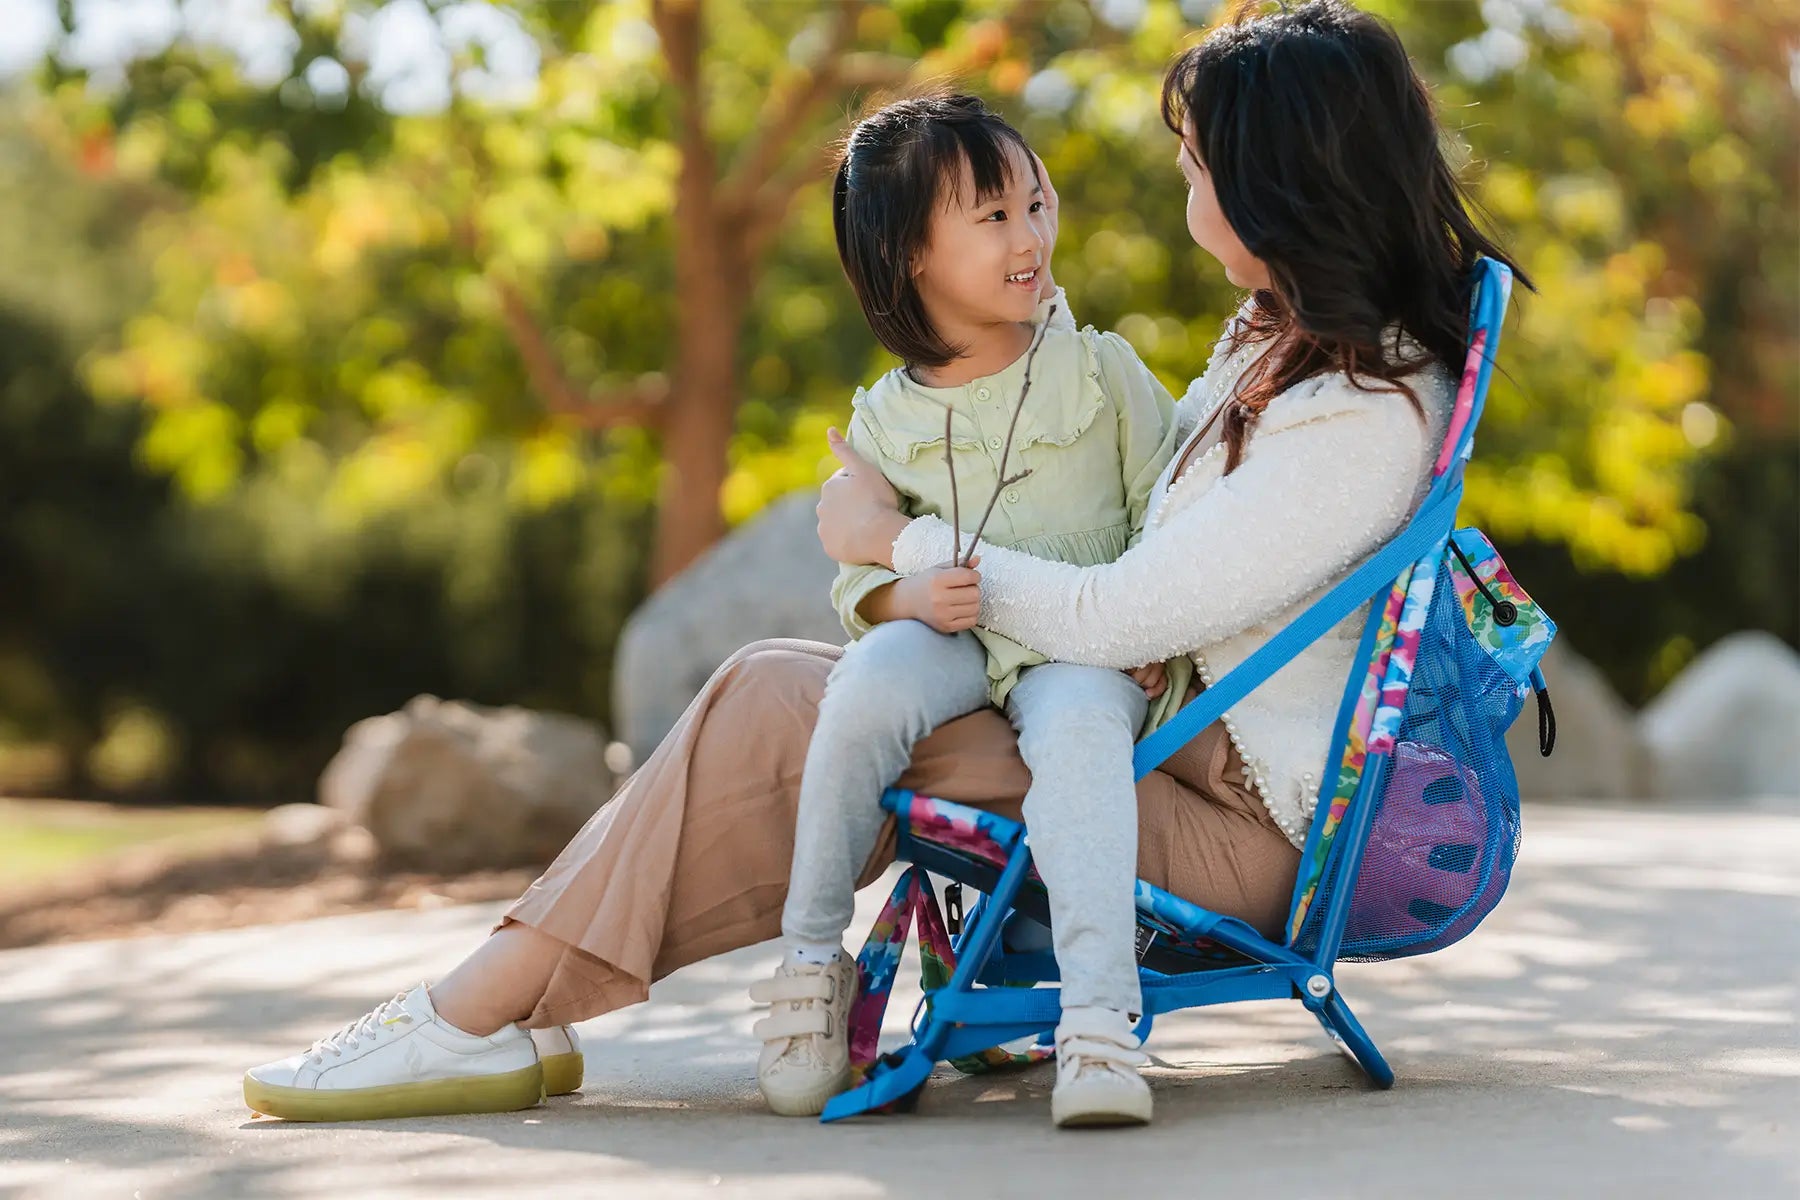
[1297,557,1525,961]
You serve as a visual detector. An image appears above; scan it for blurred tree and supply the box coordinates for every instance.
[46,0,1785,589]
[1384,0,1800,696]
[1,0,1793,801]
[41,0,1032,583]
[0,109,653,800]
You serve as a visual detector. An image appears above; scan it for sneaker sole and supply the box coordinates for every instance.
[1052,1090,1153,1129]
[244,1063,545,1122]
[540,1051,584,1097]
[759,1065,852,1118]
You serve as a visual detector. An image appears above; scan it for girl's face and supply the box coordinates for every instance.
[912,142,1050,339]
[1178,123,1271,290]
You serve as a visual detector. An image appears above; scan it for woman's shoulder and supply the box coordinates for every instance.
[1257,359,1453,463]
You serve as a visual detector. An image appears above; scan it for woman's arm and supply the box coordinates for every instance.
[890,388,1430,668]
[827,415,910,635]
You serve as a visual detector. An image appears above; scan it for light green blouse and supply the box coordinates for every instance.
[831,311,1191,728]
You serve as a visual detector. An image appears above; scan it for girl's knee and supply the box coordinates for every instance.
[1016,701,1139,760]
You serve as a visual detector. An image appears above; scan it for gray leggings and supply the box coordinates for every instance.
[783,619,1147,1013]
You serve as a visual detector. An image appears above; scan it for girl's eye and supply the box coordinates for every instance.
[984,209,1007,222]
[1029,200,1045,214]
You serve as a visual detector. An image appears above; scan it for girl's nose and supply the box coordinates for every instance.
[1012,219,1045,257]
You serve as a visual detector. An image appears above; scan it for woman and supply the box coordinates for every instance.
[243,0,1522,1125]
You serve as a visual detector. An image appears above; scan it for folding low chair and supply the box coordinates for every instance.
[824,257,1558,1121]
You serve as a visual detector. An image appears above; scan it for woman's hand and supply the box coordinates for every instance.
[1032,150,1060,300]
[817,428,908,568]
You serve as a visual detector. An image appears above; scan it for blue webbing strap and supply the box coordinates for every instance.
[1132,481,1461,780]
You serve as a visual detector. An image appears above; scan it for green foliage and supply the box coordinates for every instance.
[0,292,652,799]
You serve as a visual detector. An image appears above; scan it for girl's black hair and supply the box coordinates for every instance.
[833,92,1035,368]
[1160,0,1531,472]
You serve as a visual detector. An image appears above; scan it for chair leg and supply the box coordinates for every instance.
[821,1046,934,1122]
[1314,992,1395,1089]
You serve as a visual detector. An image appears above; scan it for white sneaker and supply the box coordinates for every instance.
[243,984,543,1122]
[530,1024,584,1096]
[749,951,856,1117]
[1050,1006,1152,1129]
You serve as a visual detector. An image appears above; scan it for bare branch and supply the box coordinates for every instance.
[720,2,865,218]
[739,139,838,265]
[961,309,1055,564]
[495,279,667,431]
[944,403,962,566]
[651,0,709,154]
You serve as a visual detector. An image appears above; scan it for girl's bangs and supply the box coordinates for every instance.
[931,121,1029,208]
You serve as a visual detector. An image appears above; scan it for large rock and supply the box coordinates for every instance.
[1639,631,1800,801]
[1505,641,1652,800]
[614,491,844,760]
[319,695,615,871]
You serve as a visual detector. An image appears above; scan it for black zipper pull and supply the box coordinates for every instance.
[1536,685,1556,757]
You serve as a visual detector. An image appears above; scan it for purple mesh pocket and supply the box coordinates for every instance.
[1343,741,1512,955]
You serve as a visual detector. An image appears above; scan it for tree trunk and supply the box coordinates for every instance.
[651,289,745,585]
[647,0,749,587]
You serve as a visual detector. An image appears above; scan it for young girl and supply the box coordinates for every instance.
[750,94,1183,1128]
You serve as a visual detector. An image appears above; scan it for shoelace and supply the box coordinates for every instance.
[307,993,413,1063]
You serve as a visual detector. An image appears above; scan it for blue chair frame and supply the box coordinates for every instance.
[823,259,1513,1121]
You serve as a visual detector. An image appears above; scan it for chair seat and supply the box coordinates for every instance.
[883,788,1256,975]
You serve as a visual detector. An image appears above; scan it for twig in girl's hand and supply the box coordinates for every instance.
[960,306,1055,565]
[943,403,962,567]
[963,469,1033,567]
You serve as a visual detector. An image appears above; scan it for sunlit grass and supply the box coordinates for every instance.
[0,799,265,886]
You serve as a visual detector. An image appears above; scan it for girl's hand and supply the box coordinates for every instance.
[1128,661,1167,699]
[818,428,907,568]
[893,559,983,634]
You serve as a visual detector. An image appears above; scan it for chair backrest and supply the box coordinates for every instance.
[1284,258,1514,945]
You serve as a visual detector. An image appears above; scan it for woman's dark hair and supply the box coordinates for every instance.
[833,92,1036,368]
[1160,0,1530,472]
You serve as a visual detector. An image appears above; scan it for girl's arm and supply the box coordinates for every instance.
[889,384,1430,668]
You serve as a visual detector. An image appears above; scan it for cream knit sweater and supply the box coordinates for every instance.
[891,311,1452,848]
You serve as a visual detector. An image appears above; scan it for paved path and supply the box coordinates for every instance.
[3,802,1797,1199]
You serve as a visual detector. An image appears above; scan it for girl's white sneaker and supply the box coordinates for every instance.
[243,984,543,1122]
[1050,1006,1152,1129]
[530,1024,584,1096]
[749,950,856,1116]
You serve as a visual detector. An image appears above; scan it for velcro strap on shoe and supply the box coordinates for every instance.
[1058,1035,1148,1071]
[749,975,835,1004]
[754,1009,830,1041]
